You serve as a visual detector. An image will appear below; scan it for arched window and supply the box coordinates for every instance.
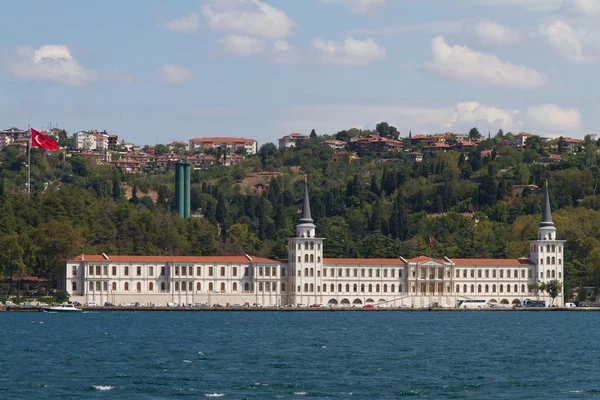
[552,270,556,278]
[485,284,489,292]
[514,284,518,293]
[546,244,550,252]
[197,282,201,291]
[310,268,314,276]
[361,284,365,292]
[149,282,154,291]
[233,283,238,291]
[330,283,335,292]
[507,285,510,293]
[346,284,350,292]
[209,282,213,291]
[310,242,314,250]
[160,282,165,291]
[552,257,555,264]
[189,282,192,291]
[112,282,117,291]
[322,284,327,292]
[346,268,350,277]
[72,282,77,291]
[478,270,482,278]
[304,268,308,276]
[282,283,286,291]
[124,282,129,291]
[470,269,475,278]
[182,282,186,291]
[338,284,342,292]
[521,284,525,293]
[304,283,308,292]
[492,284,496,292]
[308,283,312,292]
[507,270,511,278]
[353,284,358,292]
[478,284,482,293]
[471,284,474,293]
[383,284,387,293]
[547,256,550,264]
[456,284,460,293]
[331,268,335,276]
[376,284,380,292]
[463,284,467,293]
[500,270,504,278]
[305,254,309,262]
[310,254,314,262]
[499,284,504,293]
[304,242,308,250]
[136,282,141,292]
[259,282,263,291]
[391,284,395,292]
[96,281,101,291]
[368,284,373,292]
[541,271,544,278]
[175,282,180,291]
[399,284,403,292]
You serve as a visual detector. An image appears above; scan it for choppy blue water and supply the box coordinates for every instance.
[0,311,598,399]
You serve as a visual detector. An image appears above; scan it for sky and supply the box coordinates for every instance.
[1,0,599,146]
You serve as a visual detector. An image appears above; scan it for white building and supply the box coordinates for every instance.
[72,131,97,150]
[59,184,564,308]
[189,137,257,155]
[278,133,308,150]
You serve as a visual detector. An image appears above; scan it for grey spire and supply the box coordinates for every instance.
[540,183,554,227]
[299,176,313,224]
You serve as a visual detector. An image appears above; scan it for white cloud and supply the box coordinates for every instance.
[6,44,96,86]
[526,104,581,132]
[157,64,193,84]
[472,0,562,11]
[219,35,266,55]
[425,36,548,89]
[470,20,521,46]
[201,0,293,39]
[537,20,588,62]
[561,0,600,16]
[162,14,199,33]
[312,37,386,66]
[269,40,301,65]
[276,101,519,136]
[347,20,465,36]
[321,0,385,14]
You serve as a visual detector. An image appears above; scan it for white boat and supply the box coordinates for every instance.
[43,304,82,312]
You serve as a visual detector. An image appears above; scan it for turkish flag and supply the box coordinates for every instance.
[31,128,59,150]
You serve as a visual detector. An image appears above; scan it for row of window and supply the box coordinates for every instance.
[531,244,561,253]
[83,281,263,293]
[296,268,402,278]
[292,242,321,250]
[539,257,562,266]
[297,255,322,263]
[456,284,528,294]
[82,265,262,278]
[456,268,531,279]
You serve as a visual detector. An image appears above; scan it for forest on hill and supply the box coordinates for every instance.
[1,128,600,298]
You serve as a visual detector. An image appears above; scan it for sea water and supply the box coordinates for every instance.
[0,311,598,399]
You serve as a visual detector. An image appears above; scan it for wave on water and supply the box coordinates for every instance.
[294,392,306,395]
[183,360,192,363]
[204,393,225,397]
[92,385,114,391]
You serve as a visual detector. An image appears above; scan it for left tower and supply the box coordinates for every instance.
[175,161,191,218]
[288,177,324,306]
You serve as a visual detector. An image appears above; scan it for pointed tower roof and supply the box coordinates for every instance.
[540,183,554,228]
[299,176,313,224]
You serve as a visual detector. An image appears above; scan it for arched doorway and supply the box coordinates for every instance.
[489,299,497,304]
[328,299,338,305]
[340,299,350,306]
[512,299,521,305]
[365,298,374,304]
[500,299,509,305]
[352,299,363,305]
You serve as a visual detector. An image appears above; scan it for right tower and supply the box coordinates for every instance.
[529,183,565,306]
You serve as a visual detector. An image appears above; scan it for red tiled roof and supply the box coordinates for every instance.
[406,256,532,266]
[324,258,404,265]
[68,255,279,263]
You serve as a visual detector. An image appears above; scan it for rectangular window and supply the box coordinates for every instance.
[220,267,225,277]
[354,269,358,277]
[265,267,270,277]
[209,267,214,276]
[323,269,327,277]
[112,266,117,276]
[149,266,154,276]
[103,265,108,276]
[376,270,380,278]
[244,267,249,277]
[399,270,403,278]
[175,266,180,276]
[182,266,187,276]
[521,270,525,278]
[492,270,496,278]
[259,267,263,276]
[383,270,388,278]
[137,266,141,276]
[72,266,77,276]
[297,256,301,262]
[197,266,202,276]
[338,269,342,277]
[96,266,101,276]
[456,270,460,278]
[233,267,238,277]
[369,270,373,278]
[160,266,165,276]
[391,270,395,278]
[124,266,129,276]
[272,267,277,276]
[189,266,193,276]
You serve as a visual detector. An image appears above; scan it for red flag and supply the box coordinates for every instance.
[31,128,59,150]
[429,236,433,249]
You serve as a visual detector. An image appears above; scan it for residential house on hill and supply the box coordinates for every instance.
[278,133,308,150]
[189,137,257,155]
[509,132,533,148]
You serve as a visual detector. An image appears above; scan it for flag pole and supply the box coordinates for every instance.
[27,125,31,195]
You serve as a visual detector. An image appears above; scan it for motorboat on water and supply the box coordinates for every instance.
[43,304,82,312]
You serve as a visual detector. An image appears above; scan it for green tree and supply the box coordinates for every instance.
[545,279,563,305]
[0,233,27,295]
[310,129,317,138]
[469,127,481,140]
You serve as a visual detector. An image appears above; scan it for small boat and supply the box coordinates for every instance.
[43,304,82,313]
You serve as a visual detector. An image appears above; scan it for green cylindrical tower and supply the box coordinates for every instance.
[183,163,191,218]
[175,162,185,217]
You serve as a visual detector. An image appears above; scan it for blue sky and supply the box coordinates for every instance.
[1,0,599,146]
